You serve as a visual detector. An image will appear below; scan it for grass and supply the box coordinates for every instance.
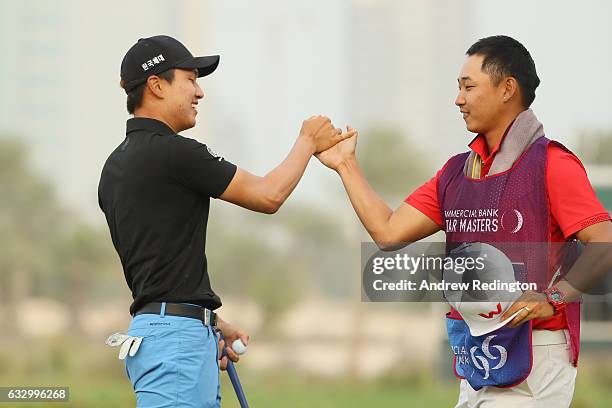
[0,373,458,408]
[2,371,611,408]
[0,337,611,407]
[219,374,459,408]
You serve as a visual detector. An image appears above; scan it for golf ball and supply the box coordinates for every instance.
[232,339,247,355]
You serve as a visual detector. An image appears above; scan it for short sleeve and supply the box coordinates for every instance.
[404,161,450,227]
[546,143,611,238]
[169,136,237,198]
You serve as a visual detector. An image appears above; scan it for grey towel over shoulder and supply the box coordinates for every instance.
[462,109,545,177]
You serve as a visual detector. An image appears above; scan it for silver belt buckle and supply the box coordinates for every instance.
[203,309,217,326]
[204,309,211,326]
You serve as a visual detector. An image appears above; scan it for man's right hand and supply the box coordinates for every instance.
[299,115,355,154]
[315,125,358,171]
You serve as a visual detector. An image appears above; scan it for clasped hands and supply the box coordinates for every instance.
[299,115,358,170]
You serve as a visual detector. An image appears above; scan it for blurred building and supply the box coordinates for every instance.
[202,0,351,201]
[204,0,472,210]
[1,0,611,220]
[348,0,470,161]
[0,0,211,221]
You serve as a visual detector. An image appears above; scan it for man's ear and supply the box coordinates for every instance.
[502,77,518,102]
[146,75,165,99]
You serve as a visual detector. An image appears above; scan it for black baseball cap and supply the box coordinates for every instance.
[120,35,219,93]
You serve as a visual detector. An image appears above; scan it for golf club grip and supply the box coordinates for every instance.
[219,333,250,408]
[225,359,249,408]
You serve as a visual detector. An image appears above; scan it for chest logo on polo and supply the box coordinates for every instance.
[206,146,224,162]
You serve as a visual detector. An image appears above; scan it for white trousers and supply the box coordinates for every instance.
[454,330,577,408]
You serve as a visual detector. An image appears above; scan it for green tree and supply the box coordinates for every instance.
[51,223,120,331]
[578,130,612,164]
[358,127,432,200]
[0,139,63,330]
[0,138,118,333]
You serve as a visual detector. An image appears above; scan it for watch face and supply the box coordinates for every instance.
[551,292,562,302]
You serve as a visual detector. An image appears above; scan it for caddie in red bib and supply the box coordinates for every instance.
[315,34,612,407]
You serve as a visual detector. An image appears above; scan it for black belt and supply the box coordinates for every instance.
[134,302,217,326]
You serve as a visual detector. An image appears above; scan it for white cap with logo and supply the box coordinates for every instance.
[444,242,524,337]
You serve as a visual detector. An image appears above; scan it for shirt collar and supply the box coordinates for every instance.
[126,117,176,136]
[467,120,515,164]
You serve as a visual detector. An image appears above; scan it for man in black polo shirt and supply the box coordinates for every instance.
[98,35,353,407]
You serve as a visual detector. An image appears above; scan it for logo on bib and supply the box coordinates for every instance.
[501,209,524,234]
[470,335,507,379]
[444,208,525,234]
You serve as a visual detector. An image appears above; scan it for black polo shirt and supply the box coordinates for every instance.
[98,117,237,315]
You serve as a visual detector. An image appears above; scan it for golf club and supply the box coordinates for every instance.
[220,333,250,408]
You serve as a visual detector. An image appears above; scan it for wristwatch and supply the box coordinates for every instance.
[543,286,566,312]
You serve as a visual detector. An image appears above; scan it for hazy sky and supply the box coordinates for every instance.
[1,0,610,221]
[470,0,612,145]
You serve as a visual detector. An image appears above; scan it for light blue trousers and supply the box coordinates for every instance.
[125,305,221,407]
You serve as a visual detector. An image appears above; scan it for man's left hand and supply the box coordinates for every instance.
[216,318,249,371]
[501,290,554,328]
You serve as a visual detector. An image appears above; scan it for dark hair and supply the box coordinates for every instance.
[123,69,176,114]
[466,35,540,108]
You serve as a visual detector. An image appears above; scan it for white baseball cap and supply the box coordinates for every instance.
[443,242,524,336]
